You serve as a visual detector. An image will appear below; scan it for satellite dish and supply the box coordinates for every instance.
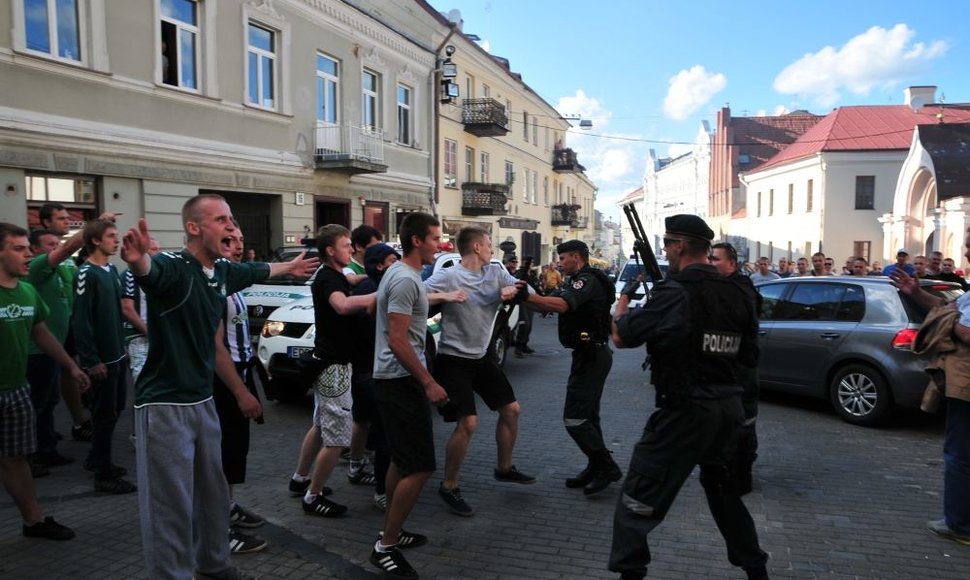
[446,9,462,25]
[910,96,925,112]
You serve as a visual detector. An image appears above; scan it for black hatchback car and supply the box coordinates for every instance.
[754,276,963,426]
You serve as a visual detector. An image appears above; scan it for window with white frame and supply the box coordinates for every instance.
[23,0,82,61]
[362,69,380,130]
[444,139,457,187]
[247,23,276,108]
[543,176,549,205]
[160,0,199,89]
[522,168,532,202]
[397,84,412,144]
[480,152,489,183]
[316,53,339,124]
[464,146,474,183]
[531,170,538,204]
[505,160,514,187]
[482,84,489,98]
[532,116,538,146]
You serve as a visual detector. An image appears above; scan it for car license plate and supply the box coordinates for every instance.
[287,346,313,359]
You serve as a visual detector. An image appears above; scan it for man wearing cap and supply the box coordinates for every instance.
[883,249,915,276]
[608,215,769,580]
[525,239,621,497]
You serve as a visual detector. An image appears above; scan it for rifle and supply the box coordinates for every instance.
[622,203,664,290]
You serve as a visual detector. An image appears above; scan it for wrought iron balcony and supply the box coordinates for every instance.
[313,123,387,174]
[462,98,509,137]
[551,203,581,226]
[552,147,585,173]
[461,182,509,216]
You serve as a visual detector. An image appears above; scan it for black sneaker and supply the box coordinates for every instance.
[23,516,75,541]
[520,345,536,354]
[71,420,93,442]
[228,529,267,554]
[494,465,536,484]
[83,460,128,478]
[95,476,137,494]
[348,466,377,485]
[370,546,418,579]
[229,504,264,528]
[288,477,332,497]
[379,529,428,549]
[438,483,474,517]
[584,463,622,496]
[302,494,347,517]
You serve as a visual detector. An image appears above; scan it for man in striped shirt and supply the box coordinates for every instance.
[215,228,266,554]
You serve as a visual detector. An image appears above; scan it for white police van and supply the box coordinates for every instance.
[256,252,519,401]
[611,255,669,313]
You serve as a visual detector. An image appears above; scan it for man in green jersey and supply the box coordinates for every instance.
[0,222,90,541]
[36,203,96,444]
[121,194,318,580]
[73,219,136,495]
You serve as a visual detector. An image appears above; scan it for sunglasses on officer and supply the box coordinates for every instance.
[662,237,685,247]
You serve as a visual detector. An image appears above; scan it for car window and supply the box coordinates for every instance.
[834,285,865,321]
[617,261,668,283]
[902,283,965,322]
[775,283,847,321]
[757,283,786,320]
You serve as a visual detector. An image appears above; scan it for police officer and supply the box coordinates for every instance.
[526,240,621,496]
[608,216,768,580]
[709,242,761,495]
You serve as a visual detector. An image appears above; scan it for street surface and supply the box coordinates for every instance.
[2,315,969,579]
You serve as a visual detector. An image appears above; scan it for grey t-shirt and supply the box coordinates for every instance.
[373,261,429,379]
[424,262,526,359]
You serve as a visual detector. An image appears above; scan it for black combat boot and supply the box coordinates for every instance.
[565,461,594,489]
[584,450,622,496]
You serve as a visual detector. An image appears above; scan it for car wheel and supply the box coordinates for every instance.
[828,364,892,426]
[490,326,510,367]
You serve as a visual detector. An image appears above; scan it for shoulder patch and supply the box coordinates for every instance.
[572,279,585,290]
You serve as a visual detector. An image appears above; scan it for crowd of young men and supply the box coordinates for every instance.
[11,193,970,579]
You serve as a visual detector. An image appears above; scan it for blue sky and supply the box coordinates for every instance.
[430,0,968,221]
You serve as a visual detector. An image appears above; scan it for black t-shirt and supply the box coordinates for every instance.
[312,265,354,364]
[351,277,379,372]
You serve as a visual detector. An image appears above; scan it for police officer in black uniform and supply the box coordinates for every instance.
[608,215,768,580]
[526,240,621,496]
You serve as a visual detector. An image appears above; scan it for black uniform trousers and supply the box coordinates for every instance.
[563,343,612,457]
[609,395,768,575]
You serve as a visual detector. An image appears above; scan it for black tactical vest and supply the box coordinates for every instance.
[649,267,754,404]
[558,266,616,349]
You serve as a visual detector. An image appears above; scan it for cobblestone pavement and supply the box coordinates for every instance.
[3,315,970,579]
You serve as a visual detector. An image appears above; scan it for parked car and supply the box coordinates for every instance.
[256,252,519,401]
[754,276,963,426]
[612,255,669,313]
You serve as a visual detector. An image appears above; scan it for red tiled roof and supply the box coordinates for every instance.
[733,114,824,170]
[757,104,970,171]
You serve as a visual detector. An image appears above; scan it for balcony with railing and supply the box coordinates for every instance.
[552,147,585,173]
[462,98,509,137]
[461,182,509,216]
[313,123,387,174]
[551,203,581,226]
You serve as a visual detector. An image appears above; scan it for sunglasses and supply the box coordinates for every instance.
[662,237,685,247]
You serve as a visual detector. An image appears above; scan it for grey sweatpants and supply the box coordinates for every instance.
[135,400,231,580]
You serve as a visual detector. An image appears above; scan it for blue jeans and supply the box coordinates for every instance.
[944,397,970,534]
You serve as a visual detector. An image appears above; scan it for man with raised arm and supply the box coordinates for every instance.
[121,194,318,580]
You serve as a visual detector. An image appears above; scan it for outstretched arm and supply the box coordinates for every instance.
[268,250,321,278]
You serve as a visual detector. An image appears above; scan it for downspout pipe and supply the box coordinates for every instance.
[428,25,458,217]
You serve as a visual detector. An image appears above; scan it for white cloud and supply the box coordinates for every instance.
[663,66,727,121]
[554,91,649,218]
[773,24,948,107]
